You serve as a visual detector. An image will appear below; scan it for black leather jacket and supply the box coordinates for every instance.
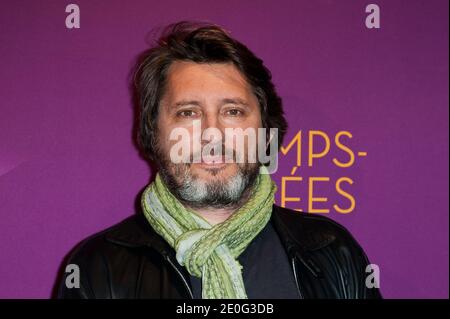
[57,205,382,299]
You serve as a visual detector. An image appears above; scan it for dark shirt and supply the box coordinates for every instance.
[189,221,300,299]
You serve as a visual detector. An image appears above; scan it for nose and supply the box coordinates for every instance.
[202,110,218,129]
[201,111,224,142]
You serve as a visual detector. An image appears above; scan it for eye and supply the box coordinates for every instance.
[177,109,197,117]
[224,108,244,117]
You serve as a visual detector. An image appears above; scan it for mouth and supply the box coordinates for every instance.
[195,155,229,169]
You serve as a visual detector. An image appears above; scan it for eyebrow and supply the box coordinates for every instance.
[221,98,250,107]
[173,100,202,108]
[172,97,250,109]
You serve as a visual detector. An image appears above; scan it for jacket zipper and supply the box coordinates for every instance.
[170,255,303,300]
[161,246,302,300]
[164,254,194,299]
[291,257,304,299]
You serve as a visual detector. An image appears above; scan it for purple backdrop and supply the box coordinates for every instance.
[0,0,448,298]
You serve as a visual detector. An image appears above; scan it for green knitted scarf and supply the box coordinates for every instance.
[141,165,277,299]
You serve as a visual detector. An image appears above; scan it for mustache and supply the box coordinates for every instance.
[187,142,244,163]
[156,140,257,167]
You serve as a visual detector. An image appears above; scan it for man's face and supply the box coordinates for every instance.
[155,61,263,208]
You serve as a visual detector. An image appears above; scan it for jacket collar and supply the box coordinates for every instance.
[104,205,336,256]
[105,213,174,257]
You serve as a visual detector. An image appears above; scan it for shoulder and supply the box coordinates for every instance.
[272,206,382,298]
[67,216,139,259]
[57,214,160,298]
[272,205,363,252]
[65,214,161,265]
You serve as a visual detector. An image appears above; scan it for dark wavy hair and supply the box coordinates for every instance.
[133,21,288,161]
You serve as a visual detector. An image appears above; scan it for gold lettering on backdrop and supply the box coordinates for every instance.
[278,130,366,214]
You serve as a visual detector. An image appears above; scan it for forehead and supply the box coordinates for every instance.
[162,61,256,103]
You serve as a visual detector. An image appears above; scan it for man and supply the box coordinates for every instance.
[57,21,381,299]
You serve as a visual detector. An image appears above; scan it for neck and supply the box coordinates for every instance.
[189,206,236,225]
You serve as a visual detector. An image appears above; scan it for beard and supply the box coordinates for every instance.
[154,145,261,209]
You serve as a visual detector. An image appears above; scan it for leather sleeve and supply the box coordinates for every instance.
[56,234,112,299]
[314,221,383,299]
